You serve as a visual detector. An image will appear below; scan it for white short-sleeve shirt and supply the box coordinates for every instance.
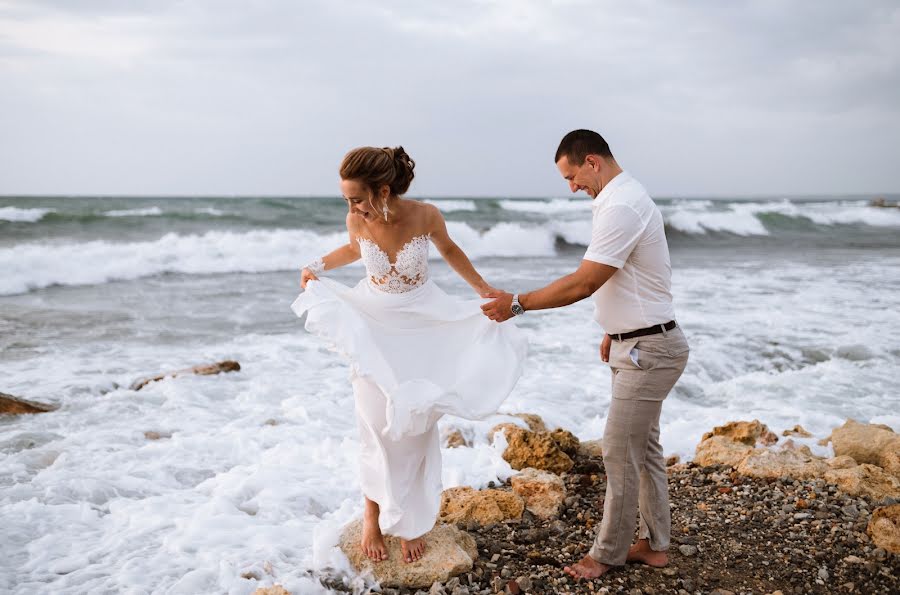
[582,171,675,334]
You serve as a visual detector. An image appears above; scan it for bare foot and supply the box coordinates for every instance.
[360,504,388,562]
[400,536,426,563]
[563,554,612,580]
[626,538,668,567]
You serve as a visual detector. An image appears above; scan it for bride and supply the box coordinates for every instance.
[292,146,527,565]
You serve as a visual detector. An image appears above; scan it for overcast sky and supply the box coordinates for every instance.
[1,0,899,197]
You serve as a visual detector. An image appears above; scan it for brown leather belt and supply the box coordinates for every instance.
[611,320,677,342]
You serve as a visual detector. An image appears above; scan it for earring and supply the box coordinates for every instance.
[383,201,389,221]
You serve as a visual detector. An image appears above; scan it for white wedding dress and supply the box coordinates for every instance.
[291,233,527,539]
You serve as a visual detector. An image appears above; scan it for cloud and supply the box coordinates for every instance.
[0,0,898,196]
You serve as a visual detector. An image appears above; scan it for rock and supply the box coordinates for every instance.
[510,468,566,519]
[665,454,681,466]
[130,360,241,391]
[252,587,290,595]
[825,464,900,500]
[339,519,477,588]
[512,413,547,433]
[443,428,471,449]
[867,504,900,554]
[678,544,698,557]
[549,428,579,457]
[0,392,59,415]
[440,487,524,526]
[143,431,172,440]
[736,444,828,480]
[694,420,779,468]
[701,419,779,446]
[829,419,900,472]
[494,426,574,474]
[826,456,858,470]
[694,436,755,468]
[782,424,813,438]
[577,439,604,458]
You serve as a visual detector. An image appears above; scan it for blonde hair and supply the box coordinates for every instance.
[339,146,416,197]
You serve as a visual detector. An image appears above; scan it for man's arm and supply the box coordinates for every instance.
[481,260,618,322]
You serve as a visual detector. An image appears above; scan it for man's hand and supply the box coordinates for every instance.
[481,290,514,322]
[600,333,611,362]
[300,268,318,289]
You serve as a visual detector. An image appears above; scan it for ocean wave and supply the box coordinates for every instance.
[499,199,590,213]
[0,223,558,295]
[103,207,164,217]
[0,207,55,222]
[424,199,478,212]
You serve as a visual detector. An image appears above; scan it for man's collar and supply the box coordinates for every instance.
[592,170,630,209]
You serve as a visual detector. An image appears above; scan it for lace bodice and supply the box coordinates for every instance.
[358,234,430,294]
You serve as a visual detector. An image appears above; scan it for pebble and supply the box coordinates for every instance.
[678,544,698,557]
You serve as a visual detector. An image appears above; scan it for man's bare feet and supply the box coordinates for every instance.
[400,536,426,563]
[563,554,613,580]
[361,500,388,562]
[626,539,668,567]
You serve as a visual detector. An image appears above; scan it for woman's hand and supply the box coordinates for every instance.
[300,267,319,289]
[600,333,611,362]
[476,284,501,298]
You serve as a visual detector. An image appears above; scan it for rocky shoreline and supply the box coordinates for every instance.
[276,416,899,595]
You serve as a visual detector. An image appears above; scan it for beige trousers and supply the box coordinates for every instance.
[589,326,689,566]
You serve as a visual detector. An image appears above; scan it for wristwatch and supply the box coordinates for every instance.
[511,294,525,316]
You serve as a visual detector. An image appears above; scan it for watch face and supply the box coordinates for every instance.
[512,304,525,316]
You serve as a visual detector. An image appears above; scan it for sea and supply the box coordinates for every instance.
[1,194,899,593]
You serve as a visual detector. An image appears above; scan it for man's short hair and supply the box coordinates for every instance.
[555,129,613,165]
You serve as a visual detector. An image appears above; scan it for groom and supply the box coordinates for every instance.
[482,129,690,579]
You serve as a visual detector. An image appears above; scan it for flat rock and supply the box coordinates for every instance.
[736,446,828,480]
[867,504,900,554]
[251,587,290,595]
[510,468,566,519]
[782,424,813,438]
[131,360,241,391]
[339,520,477,588]
[512,413,547,433]
[825,463,900,500]
[0,392,58,415]
[440,487,524,526]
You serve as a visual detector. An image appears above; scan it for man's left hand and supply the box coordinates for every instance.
[481,291,515,322]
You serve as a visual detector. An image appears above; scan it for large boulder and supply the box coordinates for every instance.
[131,360,241,391]
[1,393,58,415]
[867,504,900,555]
[510,468,566,519]
[694,420,779,468]
[493,425,574,474]
[824,464,900,500]
[339,520,477,589]
[439,487,524,526]
[736,444,828,480]
[829,419,900,477]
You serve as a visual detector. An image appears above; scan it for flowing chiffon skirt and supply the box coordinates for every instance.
[291,278,526,538]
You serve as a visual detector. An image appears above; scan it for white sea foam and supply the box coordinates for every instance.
[0,223,558,295]
[195,207,227,216]
[0,207,54,222]
[103,206,164,217]
[499,198,590,213]
[424,199,478,212]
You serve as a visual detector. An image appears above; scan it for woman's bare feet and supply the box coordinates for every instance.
[626,539,668,567]
[563,554,612,580]
[361,499,388,562]
[400,536,426,563]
